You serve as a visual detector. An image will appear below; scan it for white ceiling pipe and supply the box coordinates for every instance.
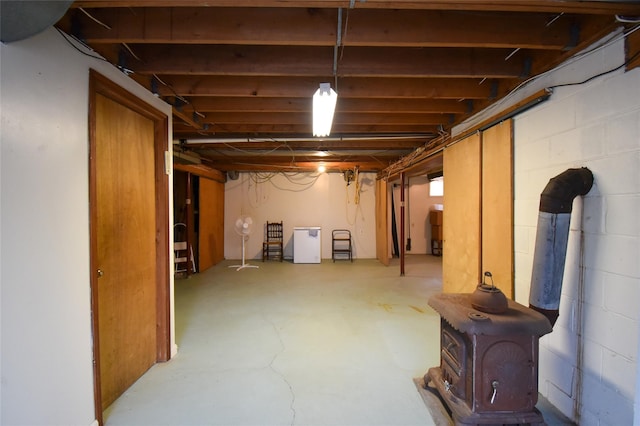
[173,134,433,144]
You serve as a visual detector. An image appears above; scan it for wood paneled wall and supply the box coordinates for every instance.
[443,133,482,293]
[375,178,390,265]
[442,120,513,296]
[481,121,514,297]
[198,177,225,271]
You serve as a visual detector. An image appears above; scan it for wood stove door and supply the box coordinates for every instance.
[474,335,538,413]
[440,322,468,402]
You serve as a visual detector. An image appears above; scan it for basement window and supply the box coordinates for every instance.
[430,177,444,197]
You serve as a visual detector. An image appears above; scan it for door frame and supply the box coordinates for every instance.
[88,69,170,423]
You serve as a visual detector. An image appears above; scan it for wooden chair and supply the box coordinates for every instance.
[262,221,284,261]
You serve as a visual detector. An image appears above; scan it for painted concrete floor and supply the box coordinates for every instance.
[104,255,573,426]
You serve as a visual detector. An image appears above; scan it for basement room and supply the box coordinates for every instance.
[1,1,640,425]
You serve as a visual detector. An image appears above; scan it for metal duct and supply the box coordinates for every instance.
[1,1,73,43]
[529,167,594,327]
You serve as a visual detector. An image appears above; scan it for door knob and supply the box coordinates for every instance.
[97,269,104,278]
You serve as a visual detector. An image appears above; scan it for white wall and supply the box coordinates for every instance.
[224,172,377,260]
[455,31,639,424]
[1,28,173,425]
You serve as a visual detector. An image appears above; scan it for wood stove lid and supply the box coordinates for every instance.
[428,293,553,336]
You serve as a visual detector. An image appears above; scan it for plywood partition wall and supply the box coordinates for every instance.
[198,177,225,272]
[375,178,390,265]
[481,120,514,297]
[443,133,482,292]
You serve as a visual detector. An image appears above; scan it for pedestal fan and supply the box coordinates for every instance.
[229,215,259,271]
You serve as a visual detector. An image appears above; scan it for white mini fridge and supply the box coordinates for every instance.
[293,227,321,263]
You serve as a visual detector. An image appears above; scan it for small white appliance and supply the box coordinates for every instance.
[293,227,321,264]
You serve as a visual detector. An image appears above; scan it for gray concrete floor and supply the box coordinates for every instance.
[104,255,573,426]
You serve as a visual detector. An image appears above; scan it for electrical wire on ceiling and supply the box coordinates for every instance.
[454,21,640,134]
[381,131,448,179]
[54,27,134,74]
[340,7,350,63]
[353,167,360,205]
[55,17,208,125]
[546,12,564,27]
[270,173,322,192]
[386,20,640,178]
[78,7,111,29]
[345,167,365,226]
[549,48,640,89]
[504,48,520,61]
[250,172,278,183]
[230,162,322,172]
[217,141,291,156]
[64,8,141,77]
[121,43,141,61]
[183,133,436,169]
[204,146,400,172]
[151,73,204,119]
[334,8,343,90]
[230,171,324,210]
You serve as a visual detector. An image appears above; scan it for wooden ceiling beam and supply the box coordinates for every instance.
[59,1,640,175]
[183,140,429,150]
[199,158,390,172]
[130,45,526,78]
[173,163,227,182]
[157,76,497,99]
[172,107,206,131]
[186,97,470,114]
[199,153,406,163]
[64,7,579,50]
[197,111,455,125]
[70,1,640,15]
[174,122,441,134]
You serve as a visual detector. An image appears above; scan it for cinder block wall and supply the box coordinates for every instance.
[512,37,640,424]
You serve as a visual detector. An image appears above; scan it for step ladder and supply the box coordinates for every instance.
[174,223,196,274]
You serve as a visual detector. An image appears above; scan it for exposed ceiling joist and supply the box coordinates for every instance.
[56,0,640,173]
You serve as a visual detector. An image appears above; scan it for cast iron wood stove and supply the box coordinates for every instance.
[423,169,593,425]
[425,293,553,425]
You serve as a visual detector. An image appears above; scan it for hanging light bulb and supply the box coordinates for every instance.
[313,83,337,137]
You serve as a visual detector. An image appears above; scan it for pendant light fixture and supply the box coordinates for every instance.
[313,83,337,137]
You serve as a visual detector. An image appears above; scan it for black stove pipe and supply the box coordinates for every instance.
[529,168,594,327]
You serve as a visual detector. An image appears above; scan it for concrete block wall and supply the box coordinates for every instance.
[512,36,640,424]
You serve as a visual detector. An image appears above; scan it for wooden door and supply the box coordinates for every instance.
[89,70,170,421]
[198,177,225,271]
[442,133,482,292]
[95,93,157,408]
[375,178,390,265]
